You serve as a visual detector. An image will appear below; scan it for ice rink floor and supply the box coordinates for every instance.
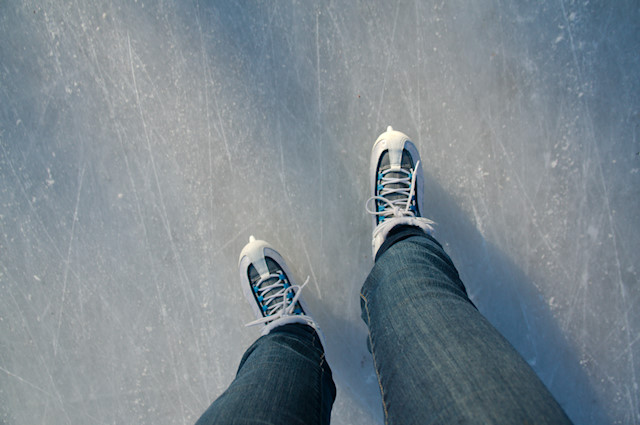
[1,1,639,424]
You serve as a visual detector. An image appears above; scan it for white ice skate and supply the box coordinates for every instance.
[238,236,321,338]
[366,126,435,257]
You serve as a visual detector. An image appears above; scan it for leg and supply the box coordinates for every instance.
[360,227,572,424]
[195,323,335,425]
[364,127,572,423]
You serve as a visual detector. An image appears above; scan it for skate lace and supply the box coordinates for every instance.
[245,273,309,328]
[365,160,421,221]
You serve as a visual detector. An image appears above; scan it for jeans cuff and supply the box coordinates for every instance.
[269,322,325,351]
[375,225,433,262]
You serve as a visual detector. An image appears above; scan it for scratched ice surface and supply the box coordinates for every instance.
[1,1,638,424]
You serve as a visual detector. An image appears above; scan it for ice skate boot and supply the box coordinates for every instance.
[366,126,435,257]
[238,236,321,338]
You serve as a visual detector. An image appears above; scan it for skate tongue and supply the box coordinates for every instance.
[249,258,283,298]
[378,152,413,207]
[249,259,306,319]
[245,277,310,328]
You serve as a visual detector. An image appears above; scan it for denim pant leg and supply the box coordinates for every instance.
[195,323,336,425]
[360,228,573,424]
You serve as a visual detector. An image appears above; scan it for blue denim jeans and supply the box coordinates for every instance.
[196,228,572,424]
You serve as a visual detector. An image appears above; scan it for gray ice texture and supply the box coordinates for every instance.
[0,1,638,424]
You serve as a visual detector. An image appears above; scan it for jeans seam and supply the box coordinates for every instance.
[312,331,327,425]
[360,292,390,424]
[319,351,327,425]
